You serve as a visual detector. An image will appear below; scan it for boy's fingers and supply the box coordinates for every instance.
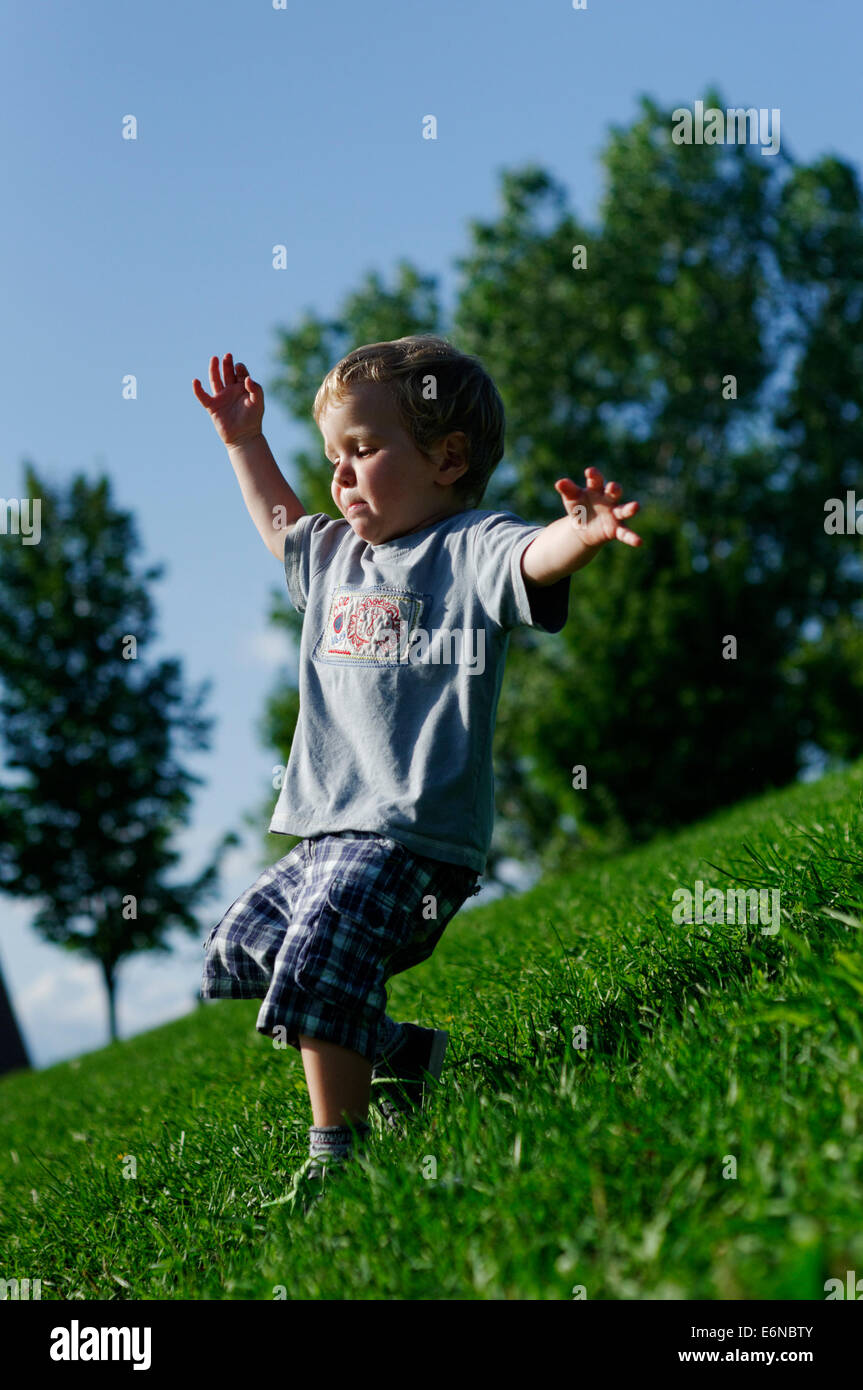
[613,501,639,518]
[237,363,256,396]
[604,481,622,498]
[192,378,213,407]
[209,355,224,395]
[616,526,642,546]
[585,466,605,489]
[223,352,236,384]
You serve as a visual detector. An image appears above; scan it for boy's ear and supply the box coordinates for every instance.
[434,431,470,486]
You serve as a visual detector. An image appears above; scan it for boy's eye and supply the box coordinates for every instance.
[328,449,372,467]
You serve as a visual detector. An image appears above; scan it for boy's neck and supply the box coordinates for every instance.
[389,502,469,542]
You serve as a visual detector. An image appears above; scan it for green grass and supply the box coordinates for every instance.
[2,762,863,1300]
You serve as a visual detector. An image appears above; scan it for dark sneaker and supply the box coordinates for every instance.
[371,1023,449,1132]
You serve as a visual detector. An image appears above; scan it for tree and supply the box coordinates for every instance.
[253,92,863,882]
[0,466,237,1043]
[456,97,863,873]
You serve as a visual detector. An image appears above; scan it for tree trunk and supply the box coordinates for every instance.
[101,958,118,1043]
[0,952,30,1075]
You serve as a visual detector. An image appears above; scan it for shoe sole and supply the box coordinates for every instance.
[426,1028,449,1082]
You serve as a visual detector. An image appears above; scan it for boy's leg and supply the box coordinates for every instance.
[299,1034,373,1178]
[277,835,479,1167]
[370,894,467,1071]
[368,863,481,1127]
[298,1034,372,1127]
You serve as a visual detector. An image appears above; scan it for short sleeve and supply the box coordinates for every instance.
[283,512,350,613]
[471,511,570,633]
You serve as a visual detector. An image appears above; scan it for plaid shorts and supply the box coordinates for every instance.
[200,831,481,1063]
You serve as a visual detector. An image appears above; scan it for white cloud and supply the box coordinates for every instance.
[19,959,103,1025]
[242,628,296,670]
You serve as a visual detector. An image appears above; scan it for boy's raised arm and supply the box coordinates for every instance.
[193,352,306,560]
[225,432,307,560]
[521,468,642,587]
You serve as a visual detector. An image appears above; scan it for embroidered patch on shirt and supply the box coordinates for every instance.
[313,585,426,666]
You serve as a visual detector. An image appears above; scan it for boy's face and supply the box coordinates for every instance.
[320,381,469,545]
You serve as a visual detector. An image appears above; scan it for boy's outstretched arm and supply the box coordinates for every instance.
[521,467,642,588]
[193,352,306,560]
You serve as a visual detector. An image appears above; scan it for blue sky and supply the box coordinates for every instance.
[2,0,860,1067]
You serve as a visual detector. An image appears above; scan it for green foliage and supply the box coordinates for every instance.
[0,466,237,1040]
[1,761,860,1299]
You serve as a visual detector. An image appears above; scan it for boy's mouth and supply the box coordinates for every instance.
[347,501,367,513]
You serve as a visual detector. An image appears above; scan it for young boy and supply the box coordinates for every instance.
[193,335,641,1186]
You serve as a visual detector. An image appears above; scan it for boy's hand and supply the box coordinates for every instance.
[193,353,264,447]
[554,468,642,548]
[522,467,643,587]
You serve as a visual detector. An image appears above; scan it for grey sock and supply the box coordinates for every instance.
[309,1122,370,1162]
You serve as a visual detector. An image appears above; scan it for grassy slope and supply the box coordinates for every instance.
[1,761,862,1300]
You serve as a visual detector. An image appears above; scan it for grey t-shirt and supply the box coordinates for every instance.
[269,507,570,873]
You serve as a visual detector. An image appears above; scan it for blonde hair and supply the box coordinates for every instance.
[313,334,505,509]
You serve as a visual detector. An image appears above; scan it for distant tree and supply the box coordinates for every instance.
[253,92,863,881]
[0,466,237,1042]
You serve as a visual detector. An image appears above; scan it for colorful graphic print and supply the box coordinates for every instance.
[314,586,426,665]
